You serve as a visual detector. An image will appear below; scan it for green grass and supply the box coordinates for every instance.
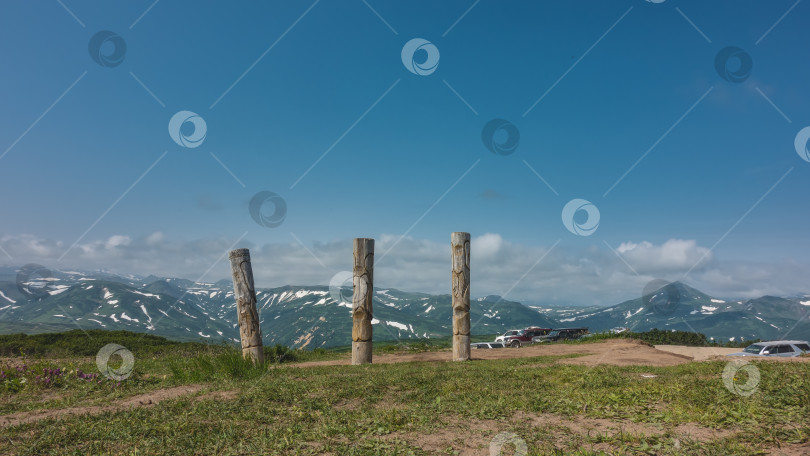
[1,331,808,454]
[0,329,219,357]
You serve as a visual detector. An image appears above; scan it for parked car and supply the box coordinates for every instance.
[471,342,505,349]
[504,327,552,348]
[532,327,589,343]
[727,340,810,358]
[495,330,520,343]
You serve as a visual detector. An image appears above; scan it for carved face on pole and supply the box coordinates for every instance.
[352,272,372,342]
[352,246,374,343]
[452,238,470,312]
[451,234,471,338]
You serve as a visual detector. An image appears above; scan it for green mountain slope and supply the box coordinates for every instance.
[1,268,808,347]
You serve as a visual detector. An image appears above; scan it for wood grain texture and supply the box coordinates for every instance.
[451,232,471,361]
[352,238,374,365]
[229,248,264,365]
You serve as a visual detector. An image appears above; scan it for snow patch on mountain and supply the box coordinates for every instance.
[0,290,16,304]
[120,312,140,323]
[387,321,408,331]
[140,304,153,327]
[49,285,69,295]
[132,290,161,300]
[626,307,644,319]
[377,290,400,300]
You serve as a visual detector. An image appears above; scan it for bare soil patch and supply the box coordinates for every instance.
[372,411,808,455]
[654,345,740,360]
[512,410,735,442]
[0,385,236,428]
[374,411,737,455]
[767,442,810,456]
[656,345,810,363]
[294,339,695,368]
[295,340,810,370]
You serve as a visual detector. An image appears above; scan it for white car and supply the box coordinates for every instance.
[727,340,810,358]
[495,330,520,343]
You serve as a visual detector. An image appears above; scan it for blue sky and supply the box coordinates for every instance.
[1,0,808,305]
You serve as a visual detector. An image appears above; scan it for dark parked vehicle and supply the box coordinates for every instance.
[504,327,552,348]
[532,327,589,343]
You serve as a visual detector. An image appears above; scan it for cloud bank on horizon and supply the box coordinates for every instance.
[1,232,806,306]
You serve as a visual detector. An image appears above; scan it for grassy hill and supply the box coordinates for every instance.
[0,329,808,454]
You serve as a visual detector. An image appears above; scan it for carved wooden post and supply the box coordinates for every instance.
[229,248,264,365]
[352,238,374,365]
[451,232,471,361]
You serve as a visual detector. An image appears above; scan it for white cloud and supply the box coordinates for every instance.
[145,232,164,245]
[616,239,712,273]
[105,235,131,249]
[472,233,504,259]
[0,233,807,306]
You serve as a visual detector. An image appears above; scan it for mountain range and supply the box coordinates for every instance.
[0,266,808,348]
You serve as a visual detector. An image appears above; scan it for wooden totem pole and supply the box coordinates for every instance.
[228,248,264,365]
[352,238,374,365]
[451,232,471,361]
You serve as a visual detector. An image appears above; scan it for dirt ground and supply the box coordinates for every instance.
[3,340,807,448]
[654,345,810,363]
[0,340,709,429]
[377,411,739,456]
[295,340,810,368]
[654,345,740,360]
[295,339,696,368]
[0,385,237,428]
[3,340,809,454]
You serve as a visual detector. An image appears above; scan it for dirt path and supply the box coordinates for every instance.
[294,339,696,368]
[655,345,810,363]
[654,345,740,360]
[0,385,236,428]
[377,410,739,455]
